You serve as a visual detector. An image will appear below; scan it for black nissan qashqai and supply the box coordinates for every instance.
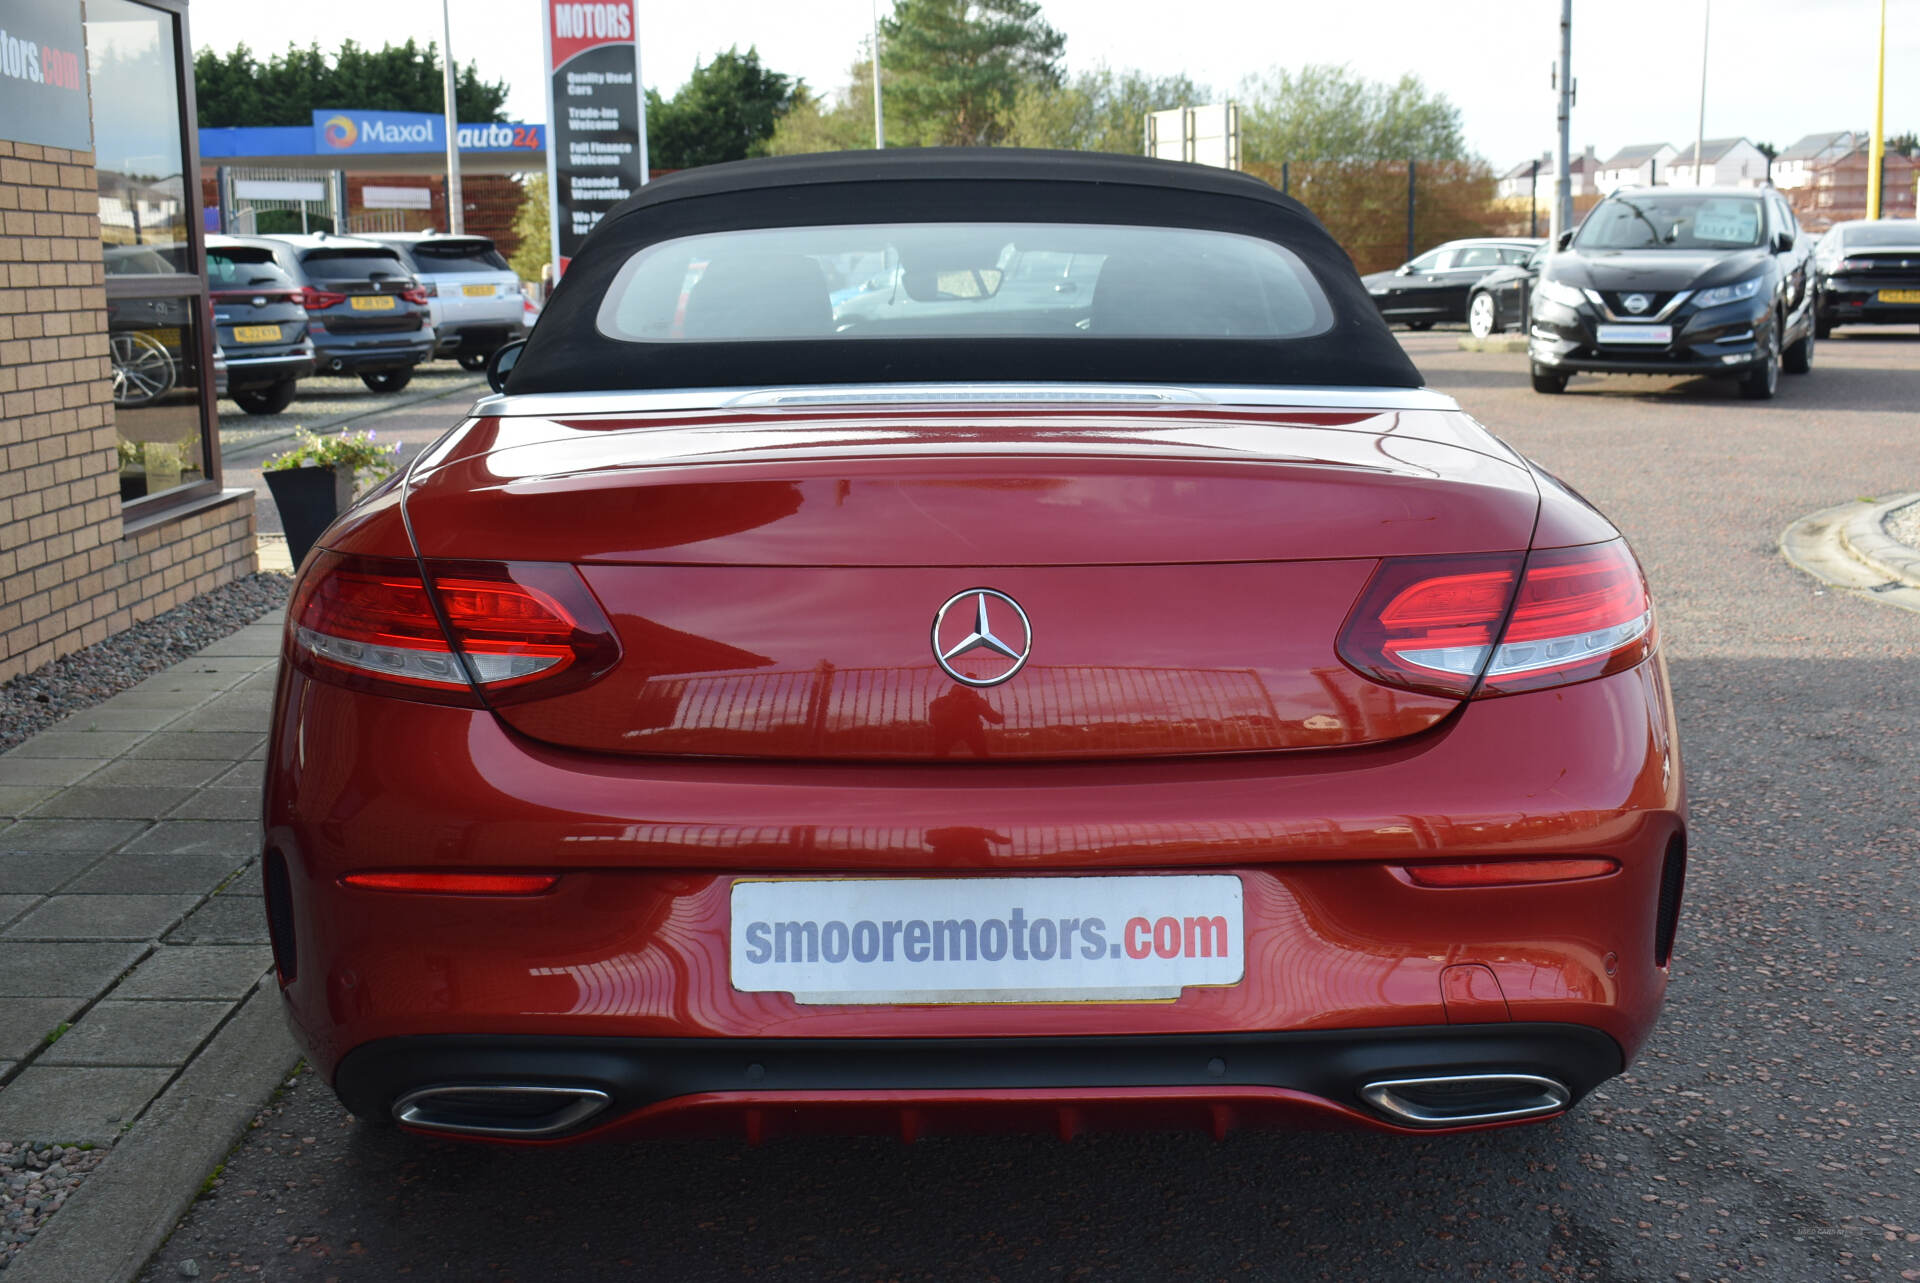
[1527,186,1816,399]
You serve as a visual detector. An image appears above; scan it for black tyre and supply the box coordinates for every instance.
[1783,326,1814,375]
[360,368,413,394]
[1738,340,1780,400]
[1405,320,1435,332]
[1467,291,1499,339]
[1530,364,1568,394]
[232,380,297,415]
[1814,317,1832,340]
[457,351,491,372]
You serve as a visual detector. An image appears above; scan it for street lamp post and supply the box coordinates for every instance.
[1868,0,1887,218]
[441,0,463,234]
[872,0,885,149]
[1693,0,1709,188]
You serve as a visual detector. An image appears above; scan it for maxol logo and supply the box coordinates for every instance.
[321,115,357,148]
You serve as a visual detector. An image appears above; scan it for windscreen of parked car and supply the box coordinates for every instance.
[207,248,297,289]
[408,239,512,273]
[595,223,1335,343]
[300,250,411,281]
[1574,195,1766,250]
[1838,223,1920,248]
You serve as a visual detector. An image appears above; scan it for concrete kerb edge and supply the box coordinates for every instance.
[1837,492,1920,590]
[3,980,299,1283]
[1780,493,1920,616]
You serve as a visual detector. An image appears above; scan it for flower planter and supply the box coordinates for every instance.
[264,464,356,568]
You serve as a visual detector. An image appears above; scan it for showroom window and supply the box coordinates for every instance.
[86,0,220,514]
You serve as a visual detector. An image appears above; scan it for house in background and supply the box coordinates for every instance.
[1771,131,1860,191]
[1596,143,1678,193]
[1495,146,1600,201]
[1664,138,1770,188]
[1789,144,1920,228]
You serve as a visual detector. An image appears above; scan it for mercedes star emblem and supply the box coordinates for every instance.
[1622,293,1652,315]
[931,589,1032,687]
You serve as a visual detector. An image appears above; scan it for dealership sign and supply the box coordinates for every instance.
[309,110,545,155]
[543,1,648,272]
[0,0,91,151]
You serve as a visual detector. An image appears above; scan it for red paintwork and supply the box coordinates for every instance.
[270,396,1683,1140]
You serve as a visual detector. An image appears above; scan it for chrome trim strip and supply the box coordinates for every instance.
[1359,1073,1571,1127]
[469,382,1462,418]
[392,1084,612,1138]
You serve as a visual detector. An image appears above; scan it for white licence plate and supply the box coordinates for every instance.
[1596,323,1672,345]
[730,875,1245,1005]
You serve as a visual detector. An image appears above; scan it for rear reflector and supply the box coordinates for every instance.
[1338,540,1653,699]
[1402,858,1619,887]
[342,872,560,895]
[287,552,619,706]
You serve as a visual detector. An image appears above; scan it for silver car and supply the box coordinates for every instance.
[366,233,529,370]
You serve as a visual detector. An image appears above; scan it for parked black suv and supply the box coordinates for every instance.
[234,234,436,392]
[206,234,315,414]
[1812,219,1920,336]
[1528,187,1816,399]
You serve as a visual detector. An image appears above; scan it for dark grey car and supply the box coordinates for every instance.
[206,235,316,414]
[235,234,436,392]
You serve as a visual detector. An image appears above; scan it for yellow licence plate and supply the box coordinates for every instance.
[231,324,282,343]
[461,284,495,297]
[349,294,396,311]
[146,327,182,349]
[1877,289,1920,304]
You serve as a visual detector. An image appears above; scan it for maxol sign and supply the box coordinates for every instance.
[310,110,545,155]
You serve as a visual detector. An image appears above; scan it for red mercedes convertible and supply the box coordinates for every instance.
[263,150,1685,1143]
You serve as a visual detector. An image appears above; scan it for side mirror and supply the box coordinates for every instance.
[1395,264,1414,276]
[1555,230,1574,251]
[1772,230,1795,253]
[486,338,526,393]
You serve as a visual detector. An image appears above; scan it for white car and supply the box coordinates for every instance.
[366,233,529,370]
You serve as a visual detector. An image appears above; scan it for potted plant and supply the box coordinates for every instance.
[262,429,400,567]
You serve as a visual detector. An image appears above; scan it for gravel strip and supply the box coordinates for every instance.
[0,1140,111,1270]
[1887,496,1920,553]
[0,573,290,755]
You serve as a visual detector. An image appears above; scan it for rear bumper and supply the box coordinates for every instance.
[431,320,527,355]
[336,1024,1623,1142]
[222,349,316,390]
[265,652,1685,1136]
[1817,286,1920,326]
[311,337,434,374]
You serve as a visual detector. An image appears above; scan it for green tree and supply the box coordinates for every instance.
[194,40,508,127]
[1004,67,1207,153]
[509,174,550,282]
[766,63,881,155]
[1237,65,1468,163]
[878,0,1065,146]
[647,47,800,169]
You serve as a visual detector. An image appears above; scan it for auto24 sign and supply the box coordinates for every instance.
[543,2,648,272]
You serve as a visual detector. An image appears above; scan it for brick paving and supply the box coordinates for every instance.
[0,618,282,1145]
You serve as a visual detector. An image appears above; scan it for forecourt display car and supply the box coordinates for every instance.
[264,150,1686,1145]
[1527,186,1816,398]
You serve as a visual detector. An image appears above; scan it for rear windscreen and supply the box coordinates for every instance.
[300,250,409,280]
[1842,224,1920,249]
[208,249,296,289]
[409,240,512,273]
[594,223,1335,344]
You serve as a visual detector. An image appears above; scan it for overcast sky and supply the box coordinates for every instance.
[188,0,1919,167]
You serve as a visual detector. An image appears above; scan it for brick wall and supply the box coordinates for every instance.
[0,139,256,686]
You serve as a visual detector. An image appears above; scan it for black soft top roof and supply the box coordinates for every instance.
[510,148,1422,395]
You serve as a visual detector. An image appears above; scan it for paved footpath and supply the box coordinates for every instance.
[0,617,287,1141]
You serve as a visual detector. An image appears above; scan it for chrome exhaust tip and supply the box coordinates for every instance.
[392,1084,612,1138]
[1359,1073,1570,1127]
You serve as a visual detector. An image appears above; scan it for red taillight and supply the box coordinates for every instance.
[1401,858,1619,887]
[342,871,559,895]
[287,552,620,706]
[1338,539,1653,699]
[401,285,429,305]
[301,285,346,310]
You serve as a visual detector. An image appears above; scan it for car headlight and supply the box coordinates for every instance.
[1533,277,1587,310]
[1692,275,1766,308]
